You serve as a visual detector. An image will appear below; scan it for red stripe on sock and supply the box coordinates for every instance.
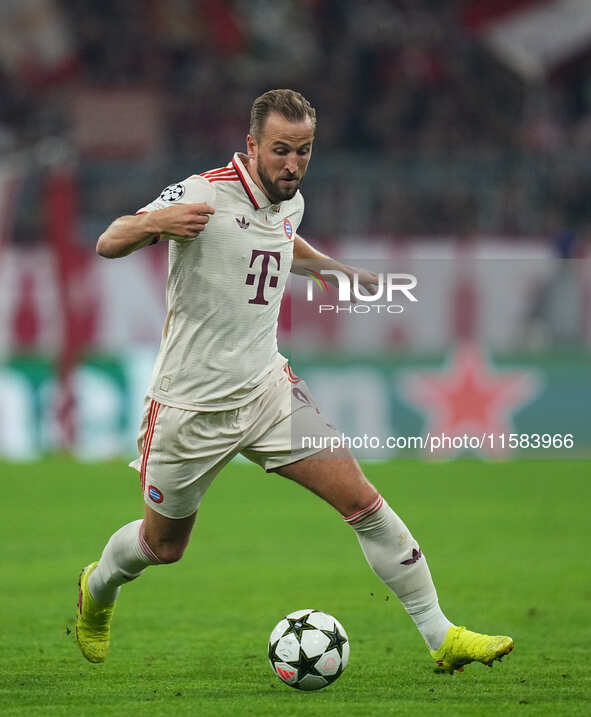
[139,521,161,564]
[344,494,384,525]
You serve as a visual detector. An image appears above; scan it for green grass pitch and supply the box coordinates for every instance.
[1,457,590,716]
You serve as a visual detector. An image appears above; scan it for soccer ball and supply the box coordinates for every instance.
[268,609,349,691]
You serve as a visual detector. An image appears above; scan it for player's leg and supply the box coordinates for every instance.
[88,506,197,604]
[276,449,513,672]
[81,400,198,609]
[244,369,512,671]
[76,507,197,663]
[141,504,198,562]
[76,401,237,663]
[243,371,453,651]
[275,448,453,650]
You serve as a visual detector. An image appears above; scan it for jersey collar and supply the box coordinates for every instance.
[232,152,272,210]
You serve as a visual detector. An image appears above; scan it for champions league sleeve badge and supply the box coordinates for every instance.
[159,183,185,202]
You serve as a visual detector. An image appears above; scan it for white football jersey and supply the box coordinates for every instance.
[136,152,304,410]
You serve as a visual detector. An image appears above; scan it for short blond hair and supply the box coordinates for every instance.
[249,89,316,140]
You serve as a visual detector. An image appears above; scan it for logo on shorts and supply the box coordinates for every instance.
[159,183,185,202]
[283,218,293,239]
[148,485,164,504]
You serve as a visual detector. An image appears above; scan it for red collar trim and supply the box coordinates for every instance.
[232,156,260,210]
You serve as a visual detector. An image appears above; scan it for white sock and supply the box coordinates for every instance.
[345,495,453,650]
[88,519,161,604]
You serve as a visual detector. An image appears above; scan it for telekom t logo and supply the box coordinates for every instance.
[245,249,281,305]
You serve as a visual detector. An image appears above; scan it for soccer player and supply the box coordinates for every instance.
[76,89,513,673]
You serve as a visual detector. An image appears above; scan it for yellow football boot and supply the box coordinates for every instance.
[75,562,115,663]
[430,625,514,673]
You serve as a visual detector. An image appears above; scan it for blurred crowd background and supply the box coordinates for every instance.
[1,0,590,459]
[3,0,591,239]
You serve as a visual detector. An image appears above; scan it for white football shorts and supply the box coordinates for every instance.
[129,365,339,518]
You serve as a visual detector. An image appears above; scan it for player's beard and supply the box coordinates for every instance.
[257,159,300,204]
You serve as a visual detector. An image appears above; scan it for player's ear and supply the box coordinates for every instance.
[247,134,257,160]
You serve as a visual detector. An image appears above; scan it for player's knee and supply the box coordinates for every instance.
[339,486,380,519]
[153,541,187,564]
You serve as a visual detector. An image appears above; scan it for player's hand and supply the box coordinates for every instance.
[329,264,378,301]
[345,265,379,299]
[153,203,215,239]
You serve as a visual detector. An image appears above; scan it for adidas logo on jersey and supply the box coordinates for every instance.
[236,216,250,229]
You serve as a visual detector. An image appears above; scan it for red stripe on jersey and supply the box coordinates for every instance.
[283,363,302,384]
[232,157,260,210]
[202,167,239,183]
[204,172,238,179]
[140,400,160,491]
[201,166,236,177]
[202,172,237,180]
[200,166,234,177]
[201,169,238,179]
[206,176,240,183]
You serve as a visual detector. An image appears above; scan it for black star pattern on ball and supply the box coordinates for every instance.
[286,647,323,684]
[268,639,280,663]
[282,613,317,641]
[321,622,348,657]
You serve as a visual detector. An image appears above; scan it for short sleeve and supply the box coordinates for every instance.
[136,175,216,214]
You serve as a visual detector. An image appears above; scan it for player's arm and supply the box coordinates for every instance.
[291,234,378,294]
[96,203,215,259]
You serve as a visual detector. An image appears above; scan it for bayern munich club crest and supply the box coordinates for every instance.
[283,218,293,239]
[159,183,185,202]
[148,485,164,504]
